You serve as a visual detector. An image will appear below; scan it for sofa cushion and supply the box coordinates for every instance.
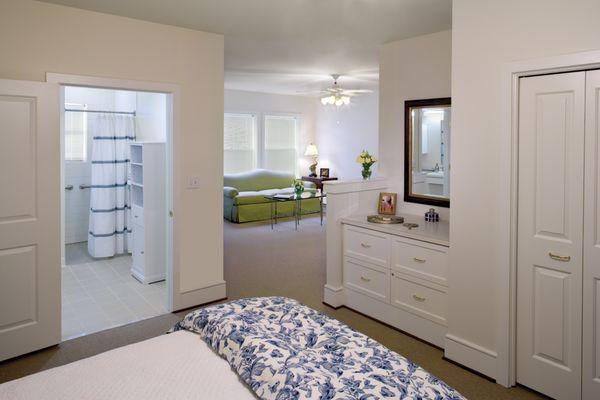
[234,191,275,205]
[233,187,318,205]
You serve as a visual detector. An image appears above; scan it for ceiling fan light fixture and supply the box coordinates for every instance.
[321,94,351,107]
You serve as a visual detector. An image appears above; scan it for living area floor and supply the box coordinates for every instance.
[1,215,545,399]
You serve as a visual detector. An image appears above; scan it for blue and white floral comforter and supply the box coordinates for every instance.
[173,297,465,400]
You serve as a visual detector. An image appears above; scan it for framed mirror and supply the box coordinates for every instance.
[404,98,451,207]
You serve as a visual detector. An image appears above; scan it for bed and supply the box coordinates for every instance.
[0,297,465,400]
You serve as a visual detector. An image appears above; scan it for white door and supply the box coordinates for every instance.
[0,79,60,361]
[583,69,600,400]
[517,71,585,399]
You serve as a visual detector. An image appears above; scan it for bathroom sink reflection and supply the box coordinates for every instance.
[426,171,444,178]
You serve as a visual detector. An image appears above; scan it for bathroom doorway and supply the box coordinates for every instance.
[60,85,171,340]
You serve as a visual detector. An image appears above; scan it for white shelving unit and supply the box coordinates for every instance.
[129,142,166,284]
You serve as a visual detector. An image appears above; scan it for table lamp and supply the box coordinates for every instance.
[304,143,319,177]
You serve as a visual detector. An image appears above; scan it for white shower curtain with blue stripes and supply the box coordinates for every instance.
[87,113,135,258]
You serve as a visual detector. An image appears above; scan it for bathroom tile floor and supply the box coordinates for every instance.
[62,244,167,341]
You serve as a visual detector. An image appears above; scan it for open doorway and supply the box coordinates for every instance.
[61,85,170,340]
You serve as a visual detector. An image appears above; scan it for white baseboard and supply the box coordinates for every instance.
[173,281,227,312]
[444,333,498,380]
[323,284,345,308]
[131,269,165,284]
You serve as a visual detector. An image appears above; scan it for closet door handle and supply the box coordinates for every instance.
[360,243,371,248]
[412,294,426,302]
[65,184,73,190]
[413,257,426,263]
[360,276,371,282]
[549,252,570,262]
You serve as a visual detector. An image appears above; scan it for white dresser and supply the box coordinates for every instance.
[129,142,166,284]
[341,214,449,347]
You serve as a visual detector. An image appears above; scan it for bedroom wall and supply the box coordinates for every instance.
[224,89,317,177]
[0,0,225,309]
[135,92,167,142]
[450,0,600,382]
[378,30,452,220]
[315,92,379,181]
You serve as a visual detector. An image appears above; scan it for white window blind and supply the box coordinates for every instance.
[65,103,87,162]
[224,113,257,174]
[263,115,298,175]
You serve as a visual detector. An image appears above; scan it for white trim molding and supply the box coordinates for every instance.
[177,280,227,311]
[324,177,388,195]
[46,72,190,313]
[498,49,600,387]
[445,334,498,380]
[323,284,345,308]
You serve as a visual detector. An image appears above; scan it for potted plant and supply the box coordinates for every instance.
[293,179,304,196]
[356,150,377,180]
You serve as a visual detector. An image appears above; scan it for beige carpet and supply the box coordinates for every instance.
[0,215,546,399]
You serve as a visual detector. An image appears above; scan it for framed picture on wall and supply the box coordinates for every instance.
[319,168,330,178]
[378,192,397,215]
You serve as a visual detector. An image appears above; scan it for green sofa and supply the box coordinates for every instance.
[223,169,320,223]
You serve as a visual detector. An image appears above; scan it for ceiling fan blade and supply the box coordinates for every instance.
[341,89,374,94]
[295,89,330,94]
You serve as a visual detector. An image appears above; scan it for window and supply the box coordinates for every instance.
[224,113,257,174]
[65,103,87,161]
[263,115,298,175]
[223,113,299,175]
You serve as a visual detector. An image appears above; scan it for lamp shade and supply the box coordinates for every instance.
[304,143,319,157]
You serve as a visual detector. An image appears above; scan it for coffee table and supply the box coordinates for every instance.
[263,191,326,230]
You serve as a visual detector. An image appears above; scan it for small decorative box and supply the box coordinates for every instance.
[424,208,440,222]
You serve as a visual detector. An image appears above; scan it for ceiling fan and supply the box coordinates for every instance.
[300,74,373,106]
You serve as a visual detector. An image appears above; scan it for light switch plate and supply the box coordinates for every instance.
[188,176,201,189]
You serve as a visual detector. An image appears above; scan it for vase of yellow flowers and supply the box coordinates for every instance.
[356,150,377,180]
[293,179,304,196]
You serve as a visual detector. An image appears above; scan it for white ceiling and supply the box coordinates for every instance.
[40,0,452,95]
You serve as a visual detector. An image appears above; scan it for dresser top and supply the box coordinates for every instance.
[341,213,450,247]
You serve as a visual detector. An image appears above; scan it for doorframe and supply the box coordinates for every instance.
[498,50,600,387]
[46,72,180,313]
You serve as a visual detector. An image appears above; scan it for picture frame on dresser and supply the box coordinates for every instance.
[378,192,397,215]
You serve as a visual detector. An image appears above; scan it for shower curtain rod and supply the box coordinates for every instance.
[65,109,136,116]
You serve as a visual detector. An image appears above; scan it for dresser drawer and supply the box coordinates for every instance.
[131,204,144,227]
[344,257,390,303]
[344,225,389,267]
[391,238,447,285]
[391,272,447,326]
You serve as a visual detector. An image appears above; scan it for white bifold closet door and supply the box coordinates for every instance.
[583,69,600,399]
[517,71,585,400]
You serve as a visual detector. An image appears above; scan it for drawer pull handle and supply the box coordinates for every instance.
[549,252,570,262]
[360,276,371,282]
[413,257,426,263]
[360,243,372,248]
[412,294,426,302]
